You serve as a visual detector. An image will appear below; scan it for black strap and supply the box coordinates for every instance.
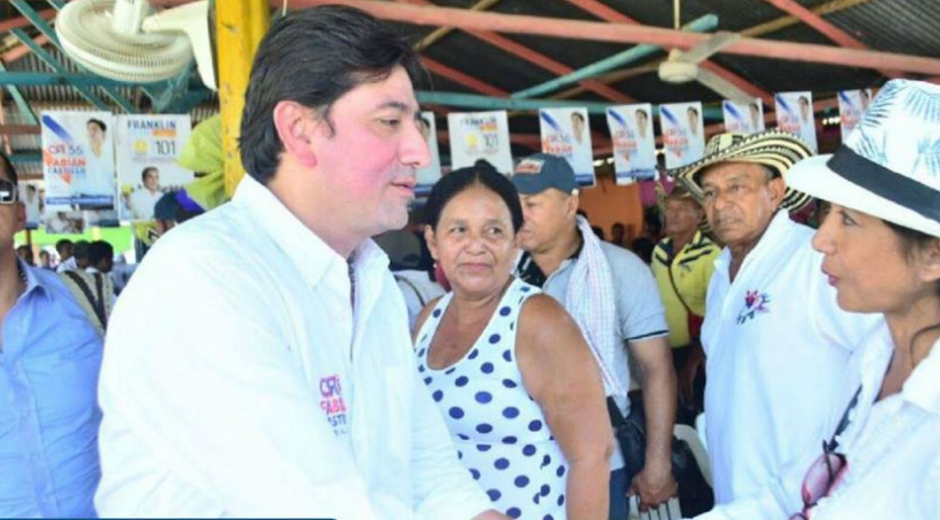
[394,274,426,307]
[64,271,107,331]
[607,396,627,427]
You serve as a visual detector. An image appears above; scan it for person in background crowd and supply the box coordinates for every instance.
[610,222,627,248]
[0,150,103,518]
[38,249,53,270]
[698,78,940,520]
[415,164,613,520]
[650,186,721,423]
[511,153,677,518]
[95,6,501,519]
[87,241,114,275]
[15,244,33,266]
[669,130,880,504]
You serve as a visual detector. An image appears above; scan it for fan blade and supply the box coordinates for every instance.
[680,31,740,64]
[696,68,753,103]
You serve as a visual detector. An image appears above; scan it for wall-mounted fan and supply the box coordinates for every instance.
[55,0,216,90]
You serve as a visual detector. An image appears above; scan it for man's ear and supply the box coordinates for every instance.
[918,238,940,285]
[272,101,318,168]
[767,176,787,210]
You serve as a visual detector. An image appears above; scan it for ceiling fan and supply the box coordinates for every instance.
[55,0,217,90]
[656,0,752,103]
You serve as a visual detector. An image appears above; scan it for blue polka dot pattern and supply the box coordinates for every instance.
[423,376,432,385]
[432,309,441,317]
[557,494,565,506]
[556,465,565,477]
[413,279,567,520]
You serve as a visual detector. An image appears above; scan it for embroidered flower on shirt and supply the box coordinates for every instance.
[736,289,771,324]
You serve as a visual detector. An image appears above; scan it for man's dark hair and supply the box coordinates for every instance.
[0,150,17,186]
[87,118,107,132]
[141,166,158,183]
[571,112,585,123]
[239,5,423,184]
[73,240,91,261]
[88,240,114,266]
[424,162,524,233]
[56,239,73,254]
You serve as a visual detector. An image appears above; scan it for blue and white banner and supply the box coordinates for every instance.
[539,107,595,187]
[415,111,441,197]
[775,91,817,152]
[448,111,513,175]
[606,104,656,185]
[660,102,706,169]
[723,99,765,134]
[838,89,872,141]
[115,114,193,222]
[41,111,116,209]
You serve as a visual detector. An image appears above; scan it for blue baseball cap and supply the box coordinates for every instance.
[511,153,579,195]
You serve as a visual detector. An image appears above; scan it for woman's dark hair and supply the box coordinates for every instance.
[424,162,523,233]
[239,5,423,184]
[886,219,940,357]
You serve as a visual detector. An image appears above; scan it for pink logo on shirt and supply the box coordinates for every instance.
[736,289,771,324]
[320,374,348,435]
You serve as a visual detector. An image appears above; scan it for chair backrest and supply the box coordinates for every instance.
[674,423,712,488]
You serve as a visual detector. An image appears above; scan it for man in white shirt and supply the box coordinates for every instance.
[126,166,163,220]
[96,6,498,519]
[669,131,880,504]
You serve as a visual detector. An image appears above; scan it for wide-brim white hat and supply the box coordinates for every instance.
[788,79,940,238]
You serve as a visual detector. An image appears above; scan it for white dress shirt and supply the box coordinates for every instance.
[96,175,491,519]
[702,211,881,503]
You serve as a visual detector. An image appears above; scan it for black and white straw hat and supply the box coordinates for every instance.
[667,129,816,213]
[788,79,940,238]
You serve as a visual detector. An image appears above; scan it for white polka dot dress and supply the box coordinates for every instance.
[415,278,569,520]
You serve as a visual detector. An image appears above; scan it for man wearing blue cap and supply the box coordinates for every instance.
[511,153,678,518]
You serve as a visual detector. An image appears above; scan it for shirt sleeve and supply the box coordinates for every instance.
[99,239,391,519]
[409,368,493,519]
[605,244,669,343]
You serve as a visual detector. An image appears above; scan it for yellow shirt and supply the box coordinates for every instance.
[651,231,721,348]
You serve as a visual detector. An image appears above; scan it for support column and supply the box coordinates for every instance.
[218,0,271,196]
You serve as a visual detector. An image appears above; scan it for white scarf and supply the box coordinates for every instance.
[566,216,625,398]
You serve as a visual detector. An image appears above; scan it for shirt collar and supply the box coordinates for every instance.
[715,210,792,274]
[900,336,940,415]
[17,258,50,302]
[233,175,390,289]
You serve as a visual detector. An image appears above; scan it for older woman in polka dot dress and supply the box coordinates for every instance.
[413,164,614,520]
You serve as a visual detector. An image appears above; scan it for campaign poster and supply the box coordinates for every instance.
[838,89,872,141]
[539,107,595,187]
[44,206,85,235]
[723,99,765,134]
[606,104,657,185]
[115,114,193,221]
[41,111,116,209]
[415,111,441,197]
[775,91,817,152]
[447,111,513,174]
[660,102,706,170]
[20,181,42,230]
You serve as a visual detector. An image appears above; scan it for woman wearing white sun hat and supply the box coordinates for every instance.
[697,79,940,520]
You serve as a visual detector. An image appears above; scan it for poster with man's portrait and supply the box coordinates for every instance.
[775,91,817,152]
[660,102,706,169]
[606,104,656,185]
[723,99,765,134]
[41,111,116,210]
[115,114,193,222]
[838,89,873,141]
[539,108,595,187]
